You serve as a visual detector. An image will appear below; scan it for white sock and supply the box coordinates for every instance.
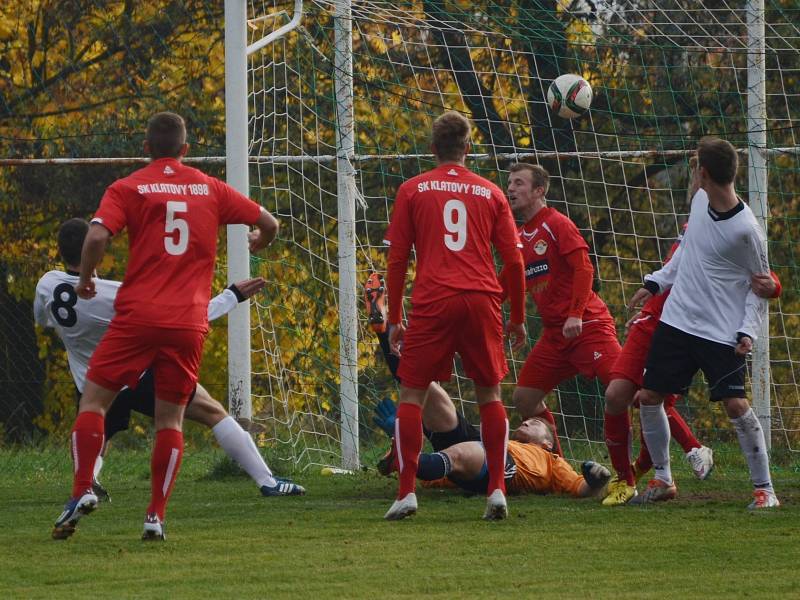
[212,416,276,488]
[93,454,104,480]
[640,403,672,485]
[731,408,773,491]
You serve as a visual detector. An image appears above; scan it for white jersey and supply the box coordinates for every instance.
[645,189,768,346]
[34,270,240,393]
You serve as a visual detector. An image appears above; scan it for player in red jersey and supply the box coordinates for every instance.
[382,111,526,521]
[52,112,279,541]
[500,163,621,457]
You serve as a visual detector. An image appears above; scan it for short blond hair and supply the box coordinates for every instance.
[509,163,550,195]
[432,111,471,161]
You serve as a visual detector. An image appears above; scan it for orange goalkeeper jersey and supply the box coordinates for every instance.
[506,441,584,497]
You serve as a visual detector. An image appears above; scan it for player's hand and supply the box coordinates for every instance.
[628,287,652,310]
[389,322,405,357]
[231,277,266,299]
[372,397,397,437]
[750,273,776,299]
[562,316,582,339]
[735,335,753,357]
[248,229,270,252]
[75,278,96,299]
[505,320,526,352]
[625,310,643,330]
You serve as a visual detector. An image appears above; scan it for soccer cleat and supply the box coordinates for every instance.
[483,489,508,521]
[601,478,638,506]
[632,461,649,484]
[52,490,98,540]
[52,491,98,539]
[629,478,677,505]
[685,445,714,480]
[384,492,418,521]
[363,272,387,333]
[747,488,780,510]
[376,438,399,476]
[141,513,166,541]
[581,461,612,491]
[92,478,111,503]
[261,480,306,496]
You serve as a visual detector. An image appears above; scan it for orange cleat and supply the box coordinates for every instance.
[363,272,387,333]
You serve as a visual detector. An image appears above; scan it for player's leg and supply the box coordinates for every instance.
[634,322,698,504]
[142,328,205,540]
[663,395,713,480]
[144,395,187,541]
[723,397,778,509]
[700,342,778,508]
[187,384,305,496]
[457,292,510,520]
[602,378,638,505]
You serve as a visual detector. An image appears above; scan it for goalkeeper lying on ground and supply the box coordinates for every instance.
[364,273,611,498]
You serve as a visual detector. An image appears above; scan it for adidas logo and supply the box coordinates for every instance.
[593,351,602,360]
[447,169,458,176]
[163,166,175,175]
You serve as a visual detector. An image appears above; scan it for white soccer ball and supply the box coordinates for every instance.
[546,74,593,119]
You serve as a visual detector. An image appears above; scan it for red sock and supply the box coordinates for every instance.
[147,429,184,520]
[636,428,653,474]
[604,411,634,486]
[71,411,105,498]
[665,399,701,453]
[395,403,422,499]
[479,401,509,495]
[538,408,563,456]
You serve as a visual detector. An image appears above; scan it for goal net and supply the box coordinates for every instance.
[241,0,800,470]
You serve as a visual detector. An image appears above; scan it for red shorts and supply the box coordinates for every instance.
[517,319,621,392]
[609,313,658,387]
[397,292,507,389]
[86,322,206,404]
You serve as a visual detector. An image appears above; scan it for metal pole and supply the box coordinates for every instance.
[747,0,770,448]
[225,0,252,422]
[334,0,359,469]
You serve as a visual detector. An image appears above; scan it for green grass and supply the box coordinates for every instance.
[1,447,799,599]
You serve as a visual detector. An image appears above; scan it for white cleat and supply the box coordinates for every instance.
[747,489,780,510]
[483,489,508,521]
[686,445,714,480]
[384,493,418,521]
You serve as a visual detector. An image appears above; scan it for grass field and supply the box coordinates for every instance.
[1,446,798,599]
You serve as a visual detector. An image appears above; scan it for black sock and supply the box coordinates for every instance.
[417,452,452,480]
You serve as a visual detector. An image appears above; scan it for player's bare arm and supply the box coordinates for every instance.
[76,223,112,299]
[248,207,279,252]
[231,277,267,299]
[628,287,653,310]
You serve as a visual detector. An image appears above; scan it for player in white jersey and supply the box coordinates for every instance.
[35,219,305,501]
[628,138,778,509]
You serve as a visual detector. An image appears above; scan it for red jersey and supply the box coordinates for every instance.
[518,206,612,328]
[384,164,520,310]
[92,158,261,331]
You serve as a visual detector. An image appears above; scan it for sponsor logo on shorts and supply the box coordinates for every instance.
[728,385,745,390]
[534,239,548,255]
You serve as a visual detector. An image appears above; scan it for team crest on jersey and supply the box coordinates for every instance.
[534,240,548,255]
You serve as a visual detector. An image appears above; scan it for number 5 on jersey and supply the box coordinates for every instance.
[165,201,189,255]
[443,199,467,251]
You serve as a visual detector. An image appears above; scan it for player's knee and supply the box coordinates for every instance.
[605,380,633,414]
[513,387,545,417]
[723,397,750,419]
[636,389,663,406]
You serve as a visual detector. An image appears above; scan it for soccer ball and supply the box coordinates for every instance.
[547,74,593,119]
